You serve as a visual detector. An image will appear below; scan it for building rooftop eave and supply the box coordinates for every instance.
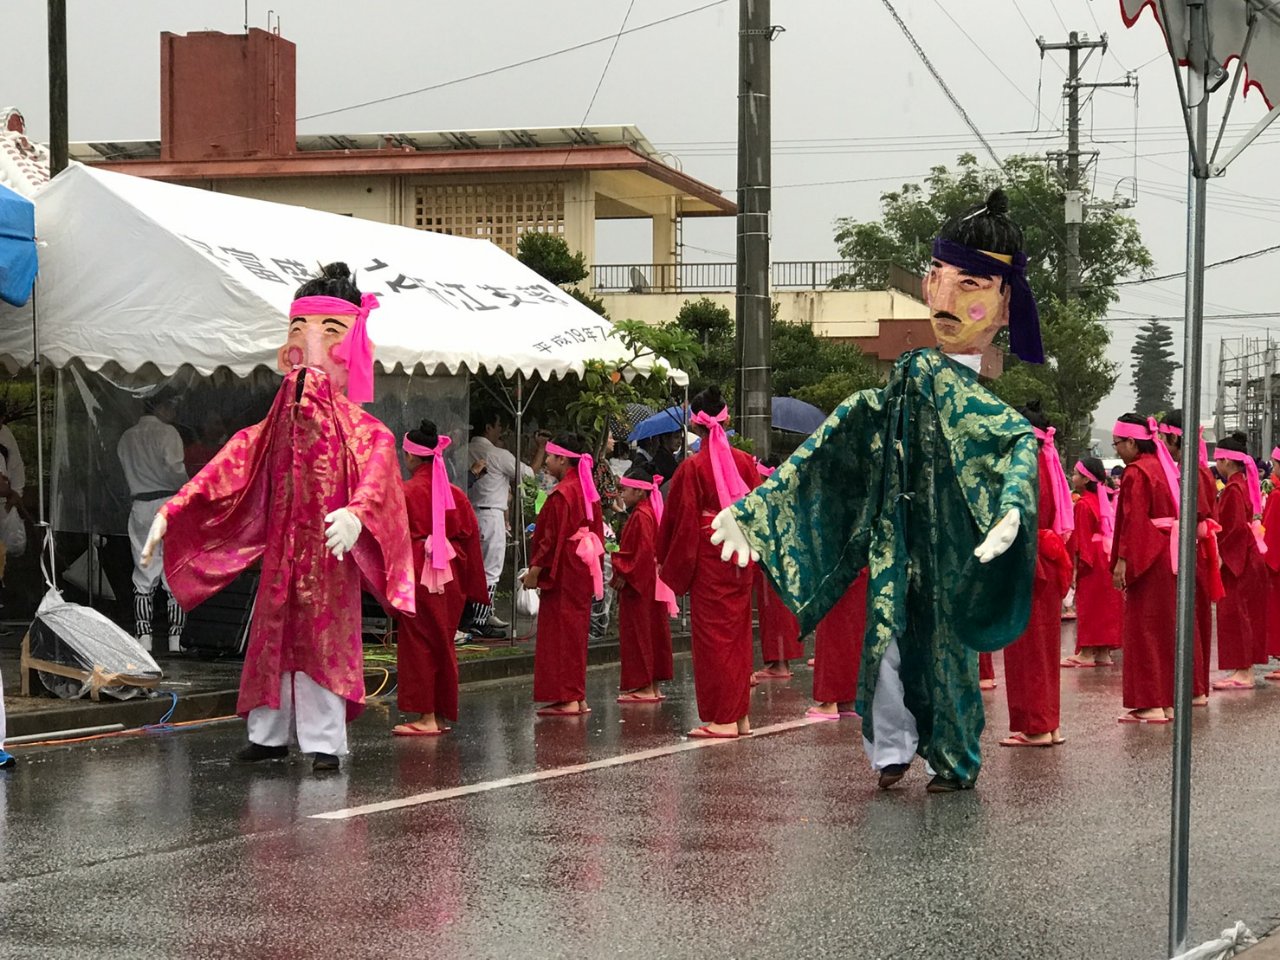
[81,144,736,216]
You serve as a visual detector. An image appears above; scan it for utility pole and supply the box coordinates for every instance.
[1039,32,1130,297]
[47,0,68,176]
[735,1,779,458]
[1263,338,1274,457]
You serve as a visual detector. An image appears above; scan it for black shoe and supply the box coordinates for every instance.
[877,762,910,790]
[471,622,509,640]
[312,753,340,772]
[235,742,288,763]
[925,774,972,794]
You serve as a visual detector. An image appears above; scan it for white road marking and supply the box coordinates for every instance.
[309,717,824,821]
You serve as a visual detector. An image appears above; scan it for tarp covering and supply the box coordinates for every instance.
[0,165,686,384]
[0,182,36,307]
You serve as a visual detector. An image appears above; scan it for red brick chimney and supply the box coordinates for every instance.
[159,28,296,161]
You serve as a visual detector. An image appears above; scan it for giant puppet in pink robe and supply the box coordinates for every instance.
[142,266,416,766]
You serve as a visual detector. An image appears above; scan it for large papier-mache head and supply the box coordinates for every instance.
[926,189,1043,364]
[280,262,379,403]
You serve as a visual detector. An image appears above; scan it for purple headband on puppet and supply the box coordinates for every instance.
[931,237,1043,364]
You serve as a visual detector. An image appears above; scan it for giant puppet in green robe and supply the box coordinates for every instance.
[712,190,1044,790]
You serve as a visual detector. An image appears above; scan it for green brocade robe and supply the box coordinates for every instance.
[731,348,1039,783]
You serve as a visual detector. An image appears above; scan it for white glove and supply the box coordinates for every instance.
[974,508,1021,564]
[709,507,759,567]
[140,514,167,567]
[324,507,362,561]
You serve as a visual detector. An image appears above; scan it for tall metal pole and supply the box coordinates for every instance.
[1169,2,1209,951]
[1263,339,1274,456]
[47,0,68,176]
[510,372,523,638]
[735,0,773,459]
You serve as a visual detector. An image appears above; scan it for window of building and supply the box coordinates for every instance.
[414,182,565,255]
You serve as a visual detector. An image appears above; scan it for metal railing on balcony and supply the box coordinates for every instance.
[590,260,913,294]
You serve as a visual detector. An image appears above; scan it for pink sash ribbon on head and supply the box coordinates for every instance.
[757,461,775,478]
[291,293,380,404]
[691,408,749,510]
[404,434,457,587]
[619,474,678,614]
[545,441,601,518]
[1214,446,1267,555]
[1157,420,1213,470]
[570,528,606,600]
[1114,418,1181,515]
[1074,460,1115,559]
[1033,427,1075,538]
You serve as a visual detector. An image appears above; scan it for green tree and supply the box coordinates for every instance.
[831,153,1153,457]
[1130,319,1180,417]
[517,232,607,316]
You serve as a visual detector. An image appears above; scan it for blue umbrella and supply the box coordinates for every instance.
[0,184,36,307]
[772,396,826,435]
[627,405,686,443]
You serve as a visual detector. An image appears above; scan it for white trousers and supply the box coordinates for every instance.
[127,498,170,593]
[862,638,920,771]
[476,507,506,590]
[246,672,347,756]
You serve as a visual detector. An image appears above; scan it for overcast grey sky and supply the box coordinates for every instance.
[6,0,1280,430]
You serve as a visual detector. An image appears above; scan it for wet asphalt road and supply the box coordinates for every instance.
[3,625,1280,960]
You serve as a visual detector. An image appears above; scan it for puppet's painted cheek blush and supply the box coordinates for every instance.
[967,303,987,322]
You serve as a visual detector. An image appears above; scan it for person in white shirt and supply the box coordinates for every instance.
[117,395,189,653]
[466,412,546,636]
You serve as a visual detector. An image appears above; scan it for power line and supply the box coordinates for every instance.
[878,0,1071,253]
[1114,243,1280,285]
[296,0,730,122]
[578,0,638,127]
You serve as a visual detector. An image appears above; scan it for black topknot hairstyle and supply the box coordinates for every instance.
[406,418,440,452]
[294,261,362,306]
[1018,399,1050,432]
[690,385,727,418]
[1216,431,1250,455]
[937,189,1024,259]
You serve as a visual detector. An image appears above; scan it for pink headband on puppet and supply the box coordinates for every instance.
[1032,426,1075,539]
[1114,418,1182,515]
[404,434,455,573]
[545,441,601,512]
[1214,447,1264,516]
[290,293,380,404]
[691,408,749,510]
[1075,459,1115,548]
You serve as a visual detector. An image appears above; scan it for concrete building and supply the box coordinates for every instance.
[69,27,933,354]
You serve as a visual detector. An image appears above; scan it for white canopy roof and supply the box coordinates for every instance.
[0,164,686,384]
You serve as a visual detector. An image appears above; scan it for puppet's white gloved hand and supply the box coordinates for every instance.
[140,514,167,568]
[324,508,362,561]
[974,508,1021,564]
[710,507,759,567]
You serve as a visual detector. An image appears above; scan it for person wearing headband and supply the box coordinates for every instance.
[753,455,804,683]
[140,262,416,771]
[611,466,676,703]
[520,432,605,717]
[807,569,869,721]
[1110,412,1178,722]
[1159,410,1223,705]
[1262,450,1280,682]
[712,190,1042,791]
[998,404,1072,749]
[1212,432,1267,691]
[393,420,487,737]
[657,385,762,739]
[1061,456,1123,669]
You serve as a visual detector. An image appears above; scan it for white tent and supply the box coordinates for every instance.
[0,164,686,385]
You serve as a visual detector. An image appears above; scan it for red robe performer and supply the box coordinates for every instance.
[1111,416,1180,723]
[146,265,416,770]
[1213,442,1267,689]
[1263,466,1280,680]
[524,437,605,716]
[808,569,868,720]
[752,459,803,679]
[394,427,488,735]
[612,473,676,702]
[1000,419,1072,747]
[1062,460,1122,665]
[978,652,996,689]
[657,393,761,738]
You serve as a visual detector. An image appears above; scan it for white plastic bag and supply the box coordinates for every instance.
[515,570,540,618]
[0,507,26,558]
